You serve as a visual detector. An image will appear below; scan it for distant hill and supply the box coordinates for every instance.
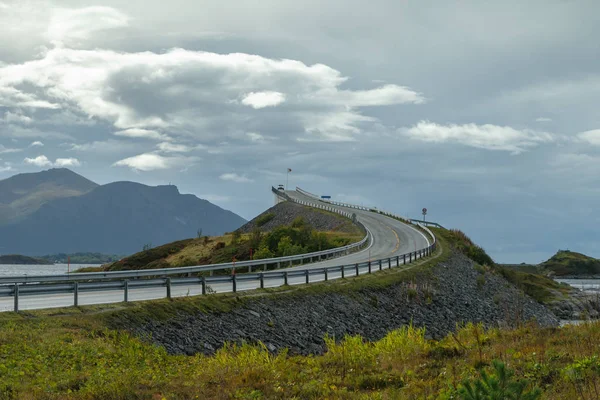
[540,250,600,277]
[0,168,98,224]
[0,254,52,265]
[0,170,246,255]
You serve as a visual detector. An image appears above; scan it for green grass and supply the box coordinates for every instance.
[540,250,600,276]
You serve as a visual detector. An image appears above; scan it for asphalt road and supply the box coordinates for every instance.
[0,190,431,312]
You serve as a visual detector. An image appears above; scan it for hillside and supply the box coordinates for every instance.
[0,168,98,224]
[0,254,52,265]
[0,179,246,255]
[98,211,363,272]
[539,250,600,276]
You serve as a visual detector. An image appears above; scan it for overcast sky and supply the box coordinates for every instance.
[1,0,599,263]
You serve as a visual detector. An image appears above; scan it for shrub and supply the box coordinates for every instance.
[256,213,275,227]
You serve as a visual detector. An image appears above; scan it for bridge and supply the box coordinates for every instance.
[0,187,436,312]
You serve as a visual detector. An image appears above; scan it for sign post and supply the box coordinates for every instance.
[422,208,427,223]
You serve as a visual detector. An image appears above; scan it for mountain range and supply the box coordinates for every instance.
[0,169,246,255]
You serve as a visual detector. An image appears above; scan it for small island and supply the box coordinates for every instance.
[0,254,53,265]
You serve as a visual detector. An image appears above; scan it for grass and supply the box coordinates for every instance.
[540,250,600,276]
[1,308,600,398]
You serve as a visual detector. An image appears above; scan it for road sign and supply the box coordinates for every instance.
[321,195,331,199]
[422,208,427,216]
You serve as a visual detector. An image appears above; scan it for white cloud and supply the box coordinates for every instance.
[46,6,129,46]
[54,157,81,167]
[0,162,13,173]
[0,145,21,154]
[29,141,44,147]
[0,43,424,142]
[219,173,253,183]
[113,153,198,171]
[113,153,169,171]
[4,111,32,124]
[23,155,81,167]
[241,91,286,109]
[114,129,172,141]
[535,117,552,123]
[156,142,192,153]
[402,121,554,154]
[577,129,600,146]
[24,155,52,167]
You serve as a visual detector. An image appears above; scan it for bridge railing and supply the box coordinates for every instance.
[1,187,438,312]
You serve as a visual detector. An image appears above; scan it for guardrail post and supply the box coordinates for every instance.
[368,261,372,274]
[409,253,412,263]
[403,254,406,265]
[388,258,391,269]
[355,263,359,276]
[378,259,382,271]
[277,261,281,269]
[74,282,79,307]
[263,264,267,272]
[284,271,288,286]
[248,266,252,273]
[341,266,345,279]
[324,268,328,281]
[201,276,206,295]
[210,270,214,277]
[13,284,18,313]
[260,273,264,289]
[166,277,172,299]
[396,256,400,267]
[124,280,129,302]
[305,270,309,284]
[232,275,237,293]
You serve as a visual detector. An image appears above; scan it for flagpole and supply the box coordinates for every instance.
[286,169,289,190]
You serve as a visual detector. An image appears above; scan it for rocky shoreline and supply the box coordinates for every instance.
[115,250,559,356]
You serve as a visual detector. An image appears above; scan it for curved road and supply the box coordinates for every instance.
[0,189,430,312]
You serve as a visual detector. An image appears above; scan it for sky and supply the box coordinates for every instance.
[1,0,599,263]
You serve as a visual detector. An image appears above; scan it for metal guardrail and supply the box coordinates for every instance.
[1,188,437,312]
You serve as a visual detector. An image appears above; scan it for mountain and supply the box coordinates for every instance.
[0,168,98,224]
[0,170,246,255]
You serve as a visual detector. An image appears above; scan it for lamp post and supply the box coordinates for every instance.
[286,168,292,190]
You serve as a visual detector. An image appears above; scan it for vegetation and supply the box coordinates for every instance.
[39,252,123,264]
[255,212,275,227]
[1,304,599,399]
[436,229,572,305]
[93,217,363,273]
[540,250,600,276]
[0,254,52,265]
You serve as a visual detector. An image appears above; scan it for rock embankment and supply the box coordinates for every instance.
[117,249,558,356]
[237,201,360,234]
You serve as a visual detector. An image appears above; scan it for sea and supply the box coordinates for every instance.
[0,264,102,277]
[555,278,600,293]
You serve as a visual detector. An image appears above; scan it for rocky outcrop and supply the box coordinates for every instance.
[115,249,559,356]
[237,201,359,234]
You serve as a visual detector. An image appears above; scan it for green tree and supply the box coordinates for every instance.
[458,360,541,400]
[252,245,274,260]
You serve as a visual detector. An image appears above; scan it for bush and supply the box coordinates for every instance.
[256,213,275,227]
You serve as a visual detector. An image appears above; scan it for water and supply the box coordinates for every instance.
[0,264,102,277]
[555,278,600,293]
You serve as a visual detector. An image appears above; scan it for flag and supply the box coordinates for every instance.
[287,168,292,172]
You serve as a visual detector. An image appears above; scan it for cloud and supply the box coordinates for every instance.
[29,141,44,147]
[4,111,32,124]
[0,44,424,142]
[577,129,600,146]
[24,155,52,167]
[114,129,172,141]
[23,155,81,167]
[46,6,129,46]
[241,91,286,109]
[0,162,13,173]
[54,157,81,167]
[402,121,554,154]
[535,117,552,123]
[219,173,253,183]
[0,145,21,154]
[156,142,192,153]
[113,153,198,171]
